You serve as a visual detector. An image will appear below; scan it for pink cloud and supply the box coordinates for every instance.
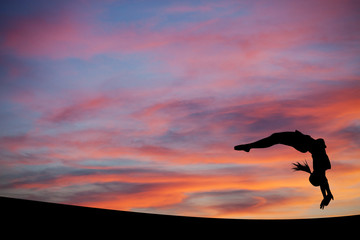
[43,95,112,123]
[2,0,356,61]
[3,13,87,58]
[4,75,359,166]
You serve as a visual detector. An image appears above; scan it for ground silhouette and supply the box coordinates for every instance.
[1,196,358,237]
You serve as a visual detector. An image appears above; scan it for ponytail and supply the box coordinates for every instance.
[292,160,311,174]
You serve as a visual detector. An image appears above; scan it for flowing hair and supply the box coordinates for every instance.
[292,160,311,174]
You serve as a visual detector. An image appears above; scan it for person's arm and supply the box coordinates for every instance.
[320,177,334,209]
[325,180,333,199]
[320,184,327,198]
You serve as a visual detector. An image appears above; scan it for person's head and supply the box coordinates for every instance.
[293,161,323,187]
[309,172,321,186]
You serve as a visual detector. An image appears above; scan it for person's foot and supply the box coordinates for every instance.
[234,145,250,152]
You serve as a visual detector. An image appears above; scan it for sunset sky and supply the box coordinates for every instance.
[1,0,359,219]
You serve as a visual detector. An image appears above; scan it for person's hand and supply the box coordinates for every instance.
[320,195,332,209]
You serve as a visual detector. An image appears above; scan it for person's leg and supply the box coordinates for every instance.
[234,132,286,152]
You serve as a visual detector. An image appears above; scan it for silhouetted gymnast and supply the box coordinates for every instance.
[234,130,334,209]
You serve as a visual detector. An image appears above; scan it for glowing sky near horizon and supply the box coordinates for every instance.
[1,0,360,219]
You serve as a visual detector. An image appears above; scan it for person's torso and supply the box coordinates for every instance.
[312,148,331,171]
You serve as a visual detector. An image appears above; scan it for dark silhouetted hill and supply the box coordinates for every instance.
[1,196,358,237]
